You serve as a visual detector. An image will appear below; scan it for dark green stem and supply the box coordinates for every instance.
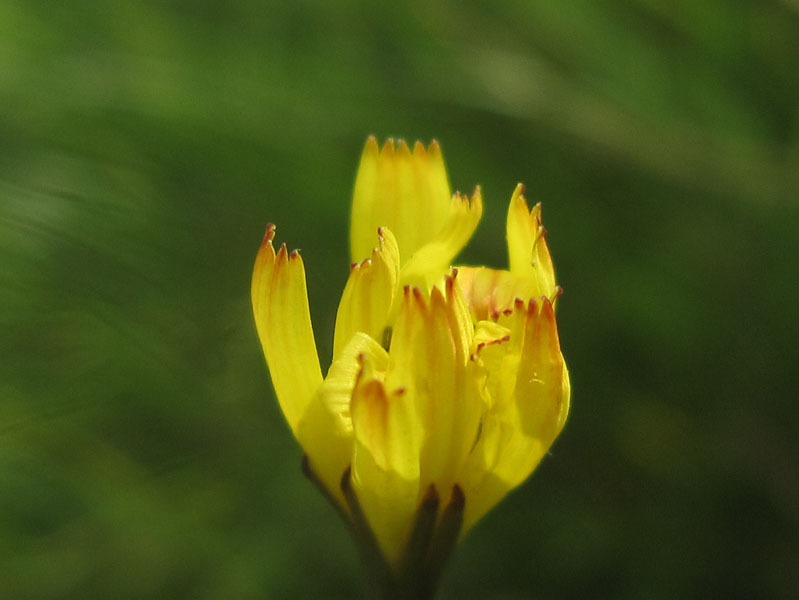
[301,457,465,600]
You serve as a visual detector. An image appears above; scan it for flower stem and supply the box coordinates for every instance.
[365,485,465,600]
[301,457,465,600]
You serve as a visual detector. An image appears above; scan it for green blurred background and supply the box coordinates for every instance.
[1,1,798,598]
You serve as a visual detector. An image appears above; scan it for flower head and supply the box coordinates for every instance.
[251,137,570,585]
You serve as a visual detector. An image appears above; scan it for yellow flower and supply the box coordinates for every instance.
[251,137,570,588]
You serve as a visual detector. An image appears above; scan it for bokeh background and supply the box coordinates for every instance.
[2,1,798,598]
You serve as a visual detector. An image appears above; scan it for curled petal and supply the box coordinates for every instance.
[333,227,400,358]
[251,225,322,435]
[471,320,511,357]
[350,137,451,264]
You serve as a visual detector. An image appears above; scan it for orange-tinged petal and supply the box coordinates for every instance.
[456,265,539,321]
[350,137,451,264]
[333,227,400,358]
[251,225,322,435]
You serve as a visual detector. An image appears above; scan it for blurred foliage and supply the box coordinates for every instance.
[1,0,798,598]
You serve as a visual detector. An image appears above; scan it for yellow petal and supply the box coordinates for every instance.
[443,270,474,360]
[251,225,322,435]
[300,332,389,510]
[470,319,512,410]
[350,137,451,264]
[333,227,400,358]
[458,297,570,532]
[386,283,482,499]
[401,188,483,291]
[351,352,422,567]
[505,183,557,298]
[516,297,570,440]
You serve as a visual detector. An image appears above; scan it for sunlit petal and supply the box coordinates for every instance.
[350,137,451,264]
[401,188,483,291]
[506,183,557,298]
[333,227,400,358]
[386,283,482,498]
[459,298,570,531]
[351,352,422,566]
[251,225,322,435]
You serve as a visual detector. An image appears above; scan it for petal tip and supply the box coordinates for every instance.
[363,135,379,157]
[381,138,395,156]
[276,242,289,262]
[262,223,277,247]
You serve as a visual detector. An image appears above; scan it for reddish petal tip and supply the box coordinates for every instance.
[262,223,277,246]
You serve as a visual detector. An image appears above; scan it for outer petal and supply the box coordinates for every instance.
[401,188,483,291]
[506,183,557,298]
[300,332,389,510]
[458,298,570,532]
[333,227,400,358]
[351,352,422,568]
[350,137,451,264]
[251,225,322,435]
[516,298,570,439]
